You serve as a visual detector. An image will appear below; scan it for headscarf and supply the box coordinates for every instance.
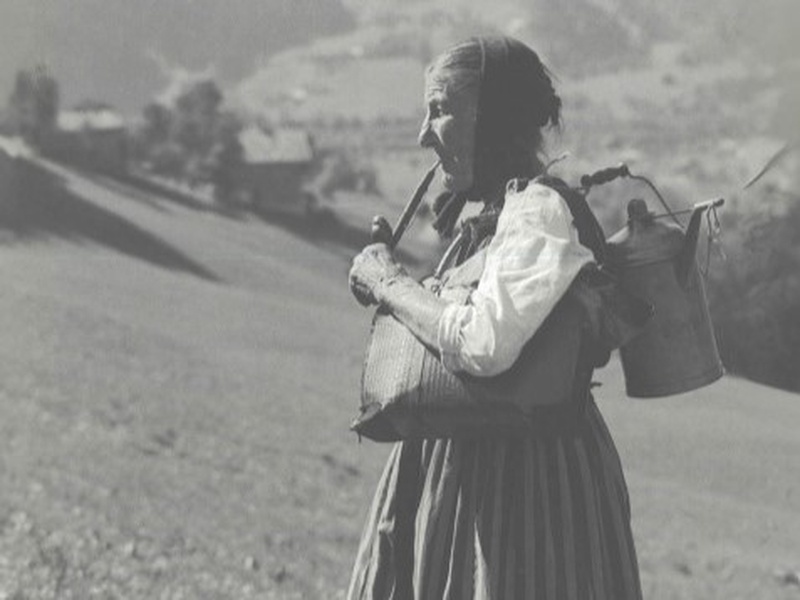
[432,36,561,237]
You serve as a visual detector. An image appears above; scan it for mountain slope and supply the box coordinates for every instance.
[3,0,794,121]
[0,0,355,115]
[0,160,798,598]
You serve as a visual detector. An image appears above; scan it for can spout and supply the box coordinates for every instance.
[675,198,724,288]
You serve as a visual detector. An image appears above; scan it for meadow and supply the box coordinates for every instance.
[0,153,797,598]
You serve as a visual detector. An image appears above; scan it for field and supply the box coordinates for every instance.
[0,157,798,599]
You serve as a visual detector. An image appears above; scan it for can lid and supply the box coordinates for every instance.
[607,199,685,267]
[627,198,650,221]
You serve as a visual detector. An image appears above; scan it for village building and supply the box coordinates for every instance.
[52,104,128,174]
[237,126,316,215]
[0,135,33,206]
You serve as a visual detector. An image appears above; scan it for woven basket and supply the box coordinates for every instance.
[353,292,584,442]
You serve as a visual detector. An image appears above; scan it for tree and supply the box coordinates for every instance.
[173,79,223,156]
[148,142,186,179]
[708,181,800,392]
[209,111,244,204]
[142,102,173,145]
[134,78,245,204]
[8,64,59,147]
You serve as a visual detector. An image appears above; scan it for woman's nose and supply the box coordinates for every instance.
[418,118,435,148]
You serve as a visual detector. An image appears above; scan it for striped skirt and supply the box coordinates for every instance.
[347,397,642,600]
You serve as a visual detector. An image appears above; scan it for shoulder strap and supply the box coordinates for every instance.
[535,175,607,265]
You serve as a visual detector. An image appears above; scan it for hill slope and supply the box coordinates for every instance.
[0,160,798,598]
[4,0,795,119]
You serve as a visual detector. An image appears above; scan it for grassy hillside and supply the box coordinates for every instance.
[3,0,794,119]
[0,157,378,597]
[0,158,798,598]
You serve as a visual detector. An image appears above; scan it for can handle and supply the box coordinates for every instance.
[580,163,630,189]
[676,198,724,288]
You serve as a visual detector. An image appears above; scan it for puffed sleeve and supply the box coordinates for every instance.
[436,182,594,376]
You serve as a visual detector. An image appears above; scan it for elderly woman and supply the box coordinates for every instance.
[347,36,643,600]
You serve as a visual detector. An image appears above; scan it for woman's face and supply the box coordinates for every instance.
[418,70,479,193]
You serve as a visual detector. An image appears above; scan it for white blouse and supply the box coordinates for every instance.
[436,181,594,376]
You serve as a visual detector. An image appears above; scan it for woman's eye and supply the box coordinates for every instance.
[429,103,444,119]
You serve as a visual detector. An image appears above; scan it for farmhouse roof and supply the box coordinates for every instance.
[238,126,314,164]
[58,108,125,133]
[0,135,32,159]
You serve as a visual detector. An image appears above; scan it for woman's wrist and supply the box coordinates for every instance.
[374,271,412,304]
[376,275,447,352]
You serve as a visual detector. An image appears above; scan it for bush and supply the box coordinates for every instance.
[133,81,243,202]
[313,151,381,198]
[147,143,186,179]
[6,65,59,149]
[707,184,800,392]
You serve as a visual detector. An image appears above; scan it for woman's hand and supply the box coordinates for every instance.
[349,243,407,306]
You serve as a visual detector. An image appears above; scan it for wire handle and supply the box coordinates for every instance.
[676,198,725,286]
[581,162,682,226]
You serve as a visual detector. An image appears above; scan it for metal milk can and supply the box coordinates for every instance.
[606,197,725,397]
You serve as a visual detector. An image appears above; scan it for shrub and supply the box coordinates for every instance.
[707,183,800,392]
[313,151,380,198]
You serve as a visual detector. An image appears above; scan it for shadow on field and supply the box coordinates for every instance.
[0,158,220,282]
[82,169,246,222]
[254,208,420,266]
[110,171,213,214]
[257,208,371,253]
[83,172,173,214]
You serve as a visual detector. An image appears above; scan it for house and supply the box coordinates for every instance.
[237,126,316,215]
[0,135,33,207]
[52,104,128,174]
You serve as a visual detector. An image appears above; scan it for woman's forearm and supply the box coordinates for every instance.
[376,275,449,353]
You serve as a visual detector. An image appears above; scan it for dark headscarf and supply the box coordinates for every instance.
[433,36,561,237]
